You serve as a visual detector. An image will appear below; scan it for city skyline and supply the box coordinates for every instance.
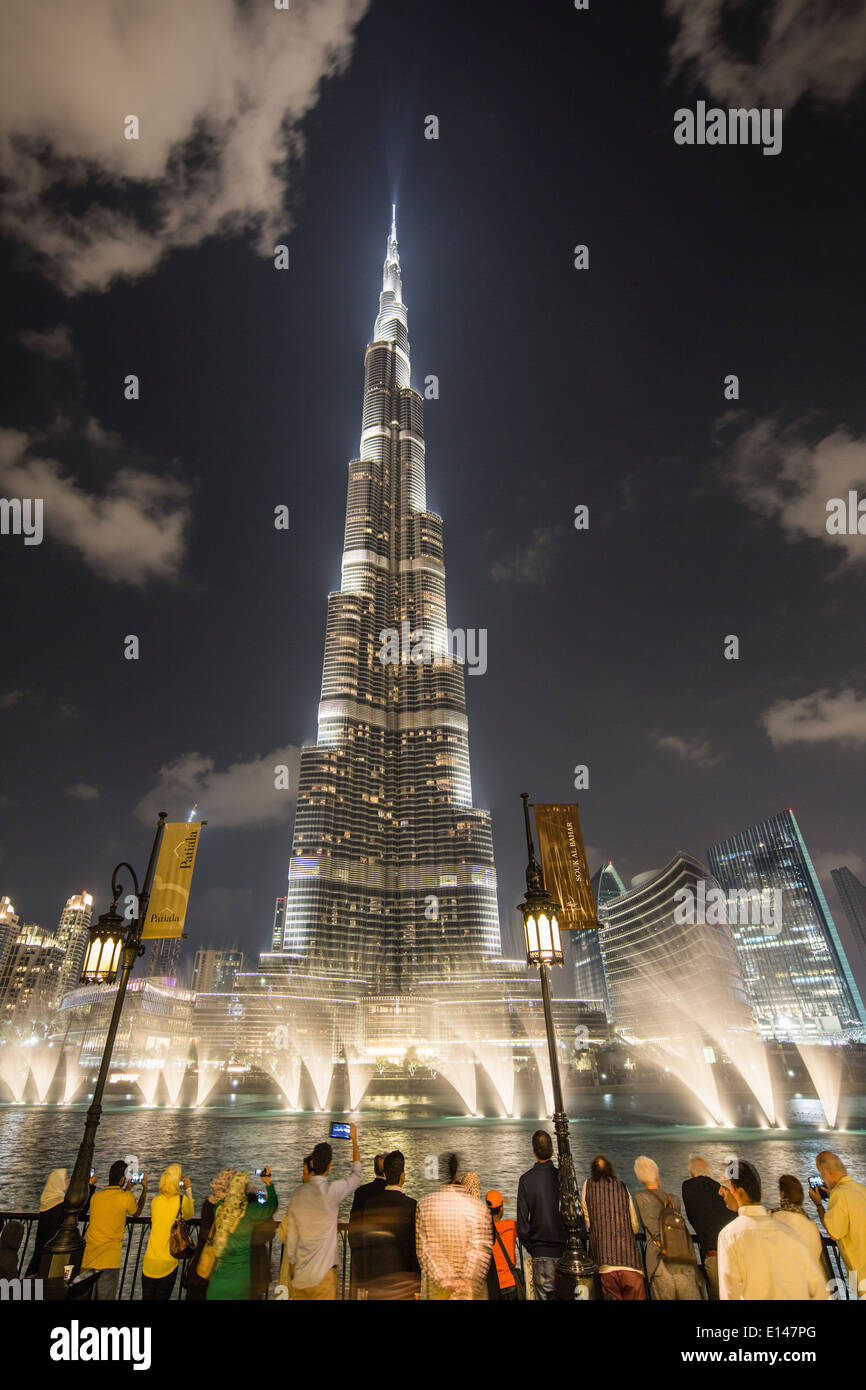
[1,1,864,973]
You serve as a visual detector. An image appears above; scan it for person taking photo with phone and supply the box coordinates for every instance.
[207,1167,278,1301]
[281,1122,362,1300]
[80,1161,147,1299]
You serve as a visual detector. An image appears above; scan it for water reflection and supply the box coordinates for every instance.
[2,1104,865,1212]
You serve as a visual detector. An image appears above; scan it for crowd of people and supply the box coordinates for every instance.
[4,1127,864,1301]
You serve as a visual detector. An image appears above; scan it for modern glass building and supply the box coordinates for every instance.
[830,867,866,1019]
[597,853,752,1044]
[568,862,623,1013]
[278,213,502,993]
[707,809,866,1039]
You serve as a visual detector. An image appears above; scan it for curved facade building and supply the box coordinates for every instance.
[280,213,502,994]
[598,852,752,1042]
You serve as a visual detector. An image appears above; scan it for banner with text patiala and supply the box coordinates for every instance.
[141,822,203,939]
[533,803,600,931]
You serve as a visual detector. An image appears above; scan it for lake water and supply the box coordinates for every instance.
[3,1100,865,1214]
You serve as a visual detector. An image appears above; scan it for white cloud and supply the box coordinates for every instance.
[66,782,99,800]
[665,0,866,108]
[722,415,866,569]
[0,427,190,584]
[0,0,369,294]
[135,746,301,829]
[490,526,564,586]
[761,687,866,748]
[656,734,723,768]
[19,324,74,360]
[83,418,121,449]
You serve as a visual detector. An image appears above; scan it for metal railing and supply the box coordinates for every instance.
[1,1210,853,1300]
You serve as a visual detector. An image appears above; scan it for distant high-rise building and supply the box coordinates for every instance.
[191,948,244,995]
[0,923,65,1025]
[830,867,866,1015]
[568,862,623,1013]
[146,936,182,979]
[599,853,752,1043]
[271,896,286,952]
[0,896,19,980]
[707,810,865,1039]
[56,892,93,997]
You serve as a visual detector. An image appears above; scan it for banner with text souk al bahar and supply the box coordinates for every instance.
[533,803,601,931]
[141,822,203,939]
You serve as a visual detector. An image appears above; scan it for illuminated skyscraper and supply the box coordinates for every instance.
[279,212,502,993]
[56,891,93,997]
[707,810,865,1039]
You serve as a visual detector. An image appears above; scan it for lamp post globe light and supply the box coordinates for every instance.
[41,814,167,1292]
[519,794,598,1301]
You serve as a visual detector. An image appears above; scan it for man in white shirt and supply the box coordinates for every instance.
[717,1157,827,1301]
[283,1122,363,1299]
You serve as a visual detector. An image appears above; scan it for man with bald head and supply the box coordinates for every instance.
[810,1151,866,1294]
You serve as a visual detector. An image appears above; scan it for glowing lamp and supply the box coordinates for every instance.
[521,902,563,967]
[81,904,126,985]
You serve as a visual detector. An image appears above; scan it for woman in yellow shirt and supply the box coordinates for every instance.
[142,1164,193,1300]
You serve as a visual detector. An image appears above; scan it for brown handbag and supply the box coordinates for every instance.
[169,1196,196,1260]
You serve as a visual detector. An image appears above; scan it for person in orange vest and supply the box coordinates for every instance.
[486,1190,521,1300]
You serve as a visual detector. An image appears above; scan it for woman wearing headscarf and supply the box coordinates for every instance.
[184,1168,235,1301]
[141,1164,193,1300]
[206,1166,277,1301]
[25,1167,96,1276]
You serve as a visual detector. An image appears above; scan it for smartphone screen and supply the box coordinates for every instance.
[329,1122,351,1140]
[255,1168,265,1176]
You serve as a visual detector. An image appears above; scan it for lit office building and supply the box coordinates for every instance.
[0,923,65,1026]
[0,896,19,979]
[56,891,94,997]
[568,862,623,1013]
[146,936,183,980]
[271,896,286,952]
[707,810,866,1040]
[191,948,245,995]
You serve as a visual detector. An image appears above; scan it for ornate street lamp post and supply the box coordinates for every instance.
[519,793,598,1301]
[41,813,167,1291]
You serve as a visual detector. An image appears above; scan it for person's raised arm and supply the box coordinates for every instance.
[133,1172,147,1218]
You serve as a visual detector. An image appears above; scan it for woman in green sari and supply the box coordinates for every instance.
[206,1167,278,1301]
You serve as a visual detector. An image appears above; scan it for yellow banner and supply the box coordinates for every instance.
[533,803,600,931]
[141,822,203,939]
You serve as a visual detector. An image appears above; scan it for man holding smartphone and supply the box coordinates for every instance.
[80,1160,147,1299]
[281,1121,362,1300]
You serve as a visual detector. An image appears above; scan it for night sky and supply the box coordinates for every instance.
[1,0,864,971]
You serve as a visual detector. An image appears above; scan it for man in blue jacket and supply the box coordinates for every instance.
[517,1131,567,1300]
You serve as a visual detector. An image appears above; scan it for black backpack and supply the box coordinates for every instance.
[650,1191,697,1266]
